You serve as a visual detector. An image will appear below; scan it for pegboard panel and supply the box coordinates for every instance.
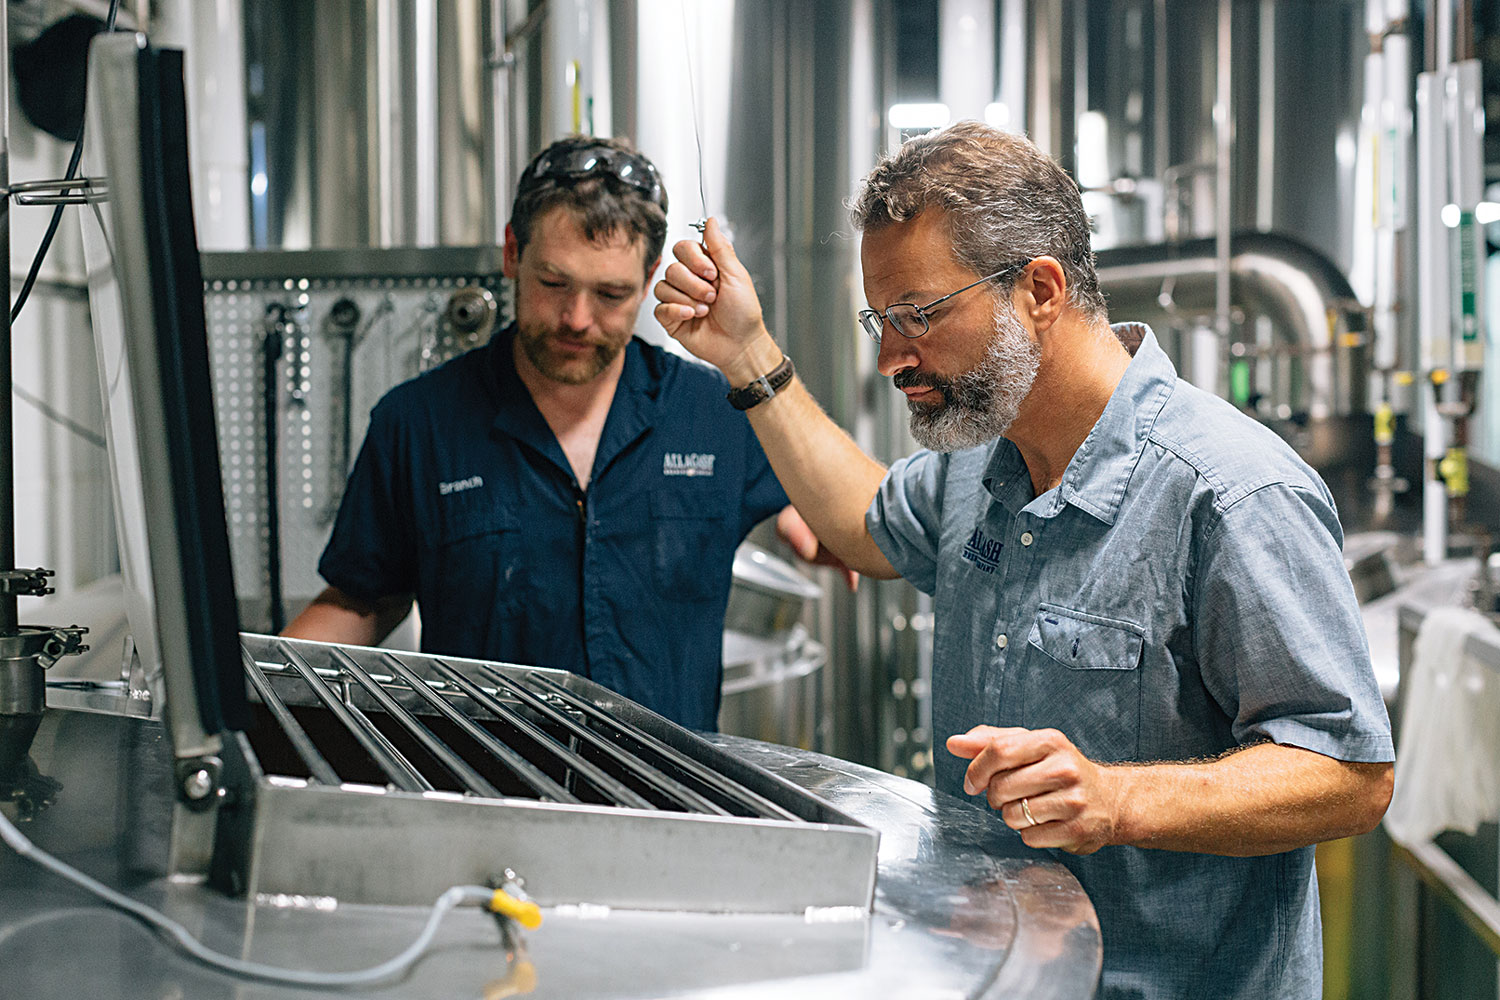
[201,248,510,631]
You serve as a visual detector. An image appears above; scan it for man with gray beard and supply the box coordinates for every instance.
[654,120,1393,1000]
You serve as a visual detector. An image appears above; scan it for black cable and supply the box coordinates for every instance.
[263,306,286,633]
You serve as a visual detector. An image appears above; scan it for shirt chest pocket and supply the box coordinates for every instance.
[420,505,528,631]
[1023,603,1145,763]
[651,490,731,603]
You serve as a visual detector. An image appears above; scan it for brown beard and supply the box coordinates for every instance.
[515,321,627,385]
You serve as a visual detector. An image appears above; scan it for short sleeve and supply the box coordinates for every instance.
[737,428,790,538]
[1192,483,1393,762]
[865,450,948,595]
[317,399,418,604]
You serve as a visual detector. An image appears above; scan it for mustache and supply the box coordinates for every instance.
[893,369,941,392]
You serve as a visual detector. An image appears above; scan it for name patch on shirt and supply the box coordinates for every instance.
[961,526,1003,574]
[663,452,716,477]
[439,475,484,495]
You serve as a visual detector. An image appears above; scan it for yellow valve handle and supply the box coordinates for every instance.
[489,888,543,930]
[1374,403,1395,446]
[1438,447,1470,498]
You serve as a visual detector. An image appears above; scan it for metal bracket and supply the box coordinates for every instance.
[4,176,107,206]
[0,567,57,597]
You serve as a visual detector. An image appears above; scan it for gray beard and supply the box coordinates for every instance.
[903,302,1041,452]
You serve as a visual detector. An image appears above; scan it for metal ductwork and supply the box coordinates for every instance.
[1097,232,1368,429]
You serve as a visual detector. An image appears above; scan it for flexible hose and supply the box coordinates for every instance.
[0,806,496,987]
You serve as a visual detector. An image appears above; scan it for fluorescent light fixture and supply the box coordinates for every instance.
[1475,201,1500,225]
[1441,203,1461,228]
[984,102,1011,130]
[887,103,950,130]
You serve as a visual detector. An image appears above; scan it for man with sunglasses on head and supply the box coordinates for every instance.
[654,120,1392,1000]
[285,135,833,731]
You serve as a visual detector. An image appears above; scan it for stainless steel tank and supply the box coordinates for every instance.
[721,544,826,748]
[241,0,495,248]
[613,0,920,774]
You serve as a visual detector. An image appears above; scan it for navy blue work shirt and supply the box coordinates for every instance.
[868,325,1392,1000]
[318,325,788,730]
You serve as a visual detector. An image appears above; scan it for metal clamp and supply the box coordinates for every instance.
[5,176,107,206]
[0,624,88,669]
[35,626,88,670]
[0,567,56,597]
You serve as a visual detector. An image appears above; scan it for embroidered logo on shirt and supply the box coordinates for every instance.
[961,526,1003,574]
[663,452,716,477]
[439,475,484,495]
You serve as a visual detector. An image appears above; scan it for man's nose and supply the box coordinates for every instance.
[560,291,594,331]
[876,327,920,378]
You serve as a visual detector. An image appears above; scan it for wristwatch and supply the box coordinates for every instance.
[726,356,795,411]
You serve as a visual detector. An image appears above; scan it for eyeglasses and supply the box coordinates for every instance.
[858,262,1029,344]
[520,144,666,209]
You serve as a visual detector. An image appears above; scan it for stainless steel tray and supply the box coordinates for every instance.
[230,634,878,912]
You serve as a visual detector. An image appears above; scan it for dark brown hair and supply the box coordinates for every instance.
[509,135,669,280]
[851,121,1106,319]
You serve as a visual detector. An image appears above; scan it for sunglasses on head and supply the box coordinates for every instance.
[521,144,666,209]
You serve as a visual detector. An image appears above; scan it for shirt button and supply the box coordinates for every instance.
[995,633,1008,649]
[1020,531,1034,546]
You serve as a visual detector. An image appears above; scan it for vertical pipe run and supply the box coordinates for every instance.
[414,0,438,246]
[0,0,15,636]
[1213,0,1233,368]
[1152,0,1168,180]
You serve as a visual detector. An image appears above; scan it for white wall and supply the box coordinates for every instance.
[8,81,117,594]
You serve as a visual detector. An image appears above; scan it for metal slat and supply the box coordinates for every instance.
[413,657,667,812]
[241,646,341,786]
[466,662,733,815]
[371,652,582,803]
[525,673,804,823]
[329,650,505,799]
[277,643,430,792]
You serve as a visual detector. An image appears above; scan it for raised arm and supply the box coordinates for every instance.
[655,219,898,579]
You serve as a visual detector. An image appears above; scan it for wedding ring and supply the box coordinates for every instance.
[1020,797,1038,828]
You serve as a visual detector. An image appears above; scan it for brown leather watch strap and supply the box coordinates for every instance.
[726,355,795,411]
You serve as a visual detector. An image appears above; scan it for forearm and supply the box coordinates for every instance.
[282,586,412,648]
[726,332,898,578]
[1111,742,1394,856]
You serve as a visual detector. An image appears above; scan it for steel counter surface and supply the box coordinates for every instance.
[1,708,1099,999]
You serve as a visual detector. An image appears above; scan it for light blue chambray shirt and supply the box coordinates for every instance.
[866,325,1393,1000]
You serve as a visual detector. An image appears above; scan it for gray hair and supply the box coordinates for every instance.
[850,120,1107,320]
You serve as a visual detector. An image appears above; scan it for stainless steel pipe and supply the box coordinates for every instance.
[1097,231,1367,421]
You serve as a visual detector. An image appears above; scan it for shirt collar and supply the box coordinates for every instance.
[1056,323,1175,524]
[980,323,1175,525]
[487,325,663,482]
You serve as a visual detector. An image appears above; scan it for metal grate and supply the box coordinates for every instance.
[242,636,809,821]
[231,635,878,913]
